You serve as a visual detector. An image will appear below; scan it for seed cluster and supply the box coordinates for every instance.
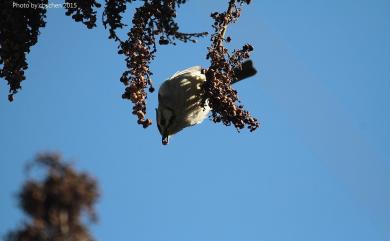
[64,0,101,29]
[5,153,99,241]
[106,0,207,128]
[0,0,47,102]
[203,0,259,132]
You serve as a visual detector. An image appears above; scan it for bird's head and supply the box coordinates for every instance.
[156,107,176,145]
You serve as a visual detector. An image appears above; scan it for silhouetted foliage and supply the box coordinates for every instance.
[0,0,48,101]
[5,153,99,241]
[64,0,101,28]
[1,0,258,133]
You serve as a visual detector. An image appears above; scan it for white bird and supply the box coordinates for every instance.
[156,60,257,145]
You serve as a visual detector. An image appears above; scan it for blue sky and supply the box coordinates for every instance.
[1,0,390,241]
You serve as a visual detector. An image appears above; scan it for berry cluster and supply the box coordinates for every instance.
[0,0,47,102]
[6,153,99,241]
[203,0,259,132]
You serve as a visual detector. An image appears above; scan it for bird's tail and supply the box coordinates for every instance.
[232,60,257,84]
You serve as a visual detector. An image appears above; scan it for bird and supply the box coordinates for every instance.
[156,60,257,145]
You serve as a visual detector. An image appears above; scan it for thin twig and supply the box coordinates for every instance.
[216,0,236,48]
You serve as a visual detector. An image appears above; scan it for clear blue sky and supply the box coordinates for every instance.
[1,1,390,240]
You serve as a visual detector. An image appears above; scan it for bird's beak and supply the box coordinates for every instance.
[162,135,169,145]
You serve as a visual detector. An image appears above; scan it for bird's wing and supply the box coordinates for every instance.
[169,66,202,79]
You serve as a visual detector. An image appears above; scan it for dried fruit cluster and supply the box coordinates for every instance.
[0,0,47,102]
[107,0,207,128]
[6,153,99,241]
[203,0,259,131]
[64,0,101,29]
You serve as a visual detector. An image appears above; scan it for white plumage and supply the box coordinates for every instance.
[156,66,211,145]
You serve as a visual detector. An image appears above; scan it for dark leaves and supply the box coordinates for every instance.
[102,0,133,41]
[64,0,101,29]
[0,0,47,101]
